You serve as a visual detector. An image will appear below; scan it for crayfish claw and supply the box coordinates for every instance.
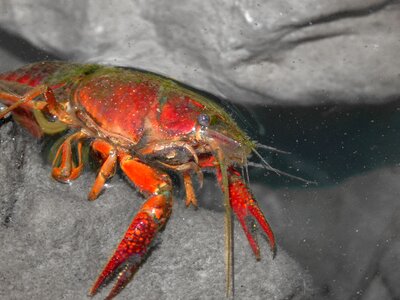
[90,190,172,299]
[248,200,276,257]
[103,264,139,300]
[236,214,262,260]
[221,167,276,259]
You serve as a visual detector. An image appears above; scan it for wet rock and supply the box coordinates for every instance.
[0,0,399,105]
[257,166,400,299]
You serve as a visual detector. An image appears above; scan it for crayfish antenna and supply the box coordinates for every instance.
[251,148,281,177]
[251,148,317,185]
[215,148,234,299]
[255,143,291,154]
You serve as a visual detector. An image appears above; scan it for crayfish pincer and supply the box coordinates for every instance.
[0,61,280,299]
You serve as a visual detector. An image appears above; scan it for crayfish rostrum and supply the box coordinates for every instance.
[0,61,278,299]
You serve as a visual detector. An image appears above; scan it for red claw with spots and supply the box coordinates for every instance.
[218,167,276,259]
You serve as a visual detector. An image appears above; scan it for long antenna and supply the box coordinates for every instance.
[252,147,281,176]
[216,149,234,298]
[255,143,291,154]
[251,148,317,185]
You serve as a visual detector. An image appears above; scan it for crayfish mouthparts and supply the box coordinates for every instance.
[0,61,281,299]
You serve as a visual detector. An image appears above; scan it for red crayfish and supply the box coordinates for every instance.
[0,61,282,299]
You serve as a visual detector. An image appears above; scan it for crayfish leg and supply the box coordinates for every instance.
[0,85,47,137]
[0,84,48,119]
[89,153,173,299]
[51,131,86,183]
[88,140,117,201]
[183,172,198,207]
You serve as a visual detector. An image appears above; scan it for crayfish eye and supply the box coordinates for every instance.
[198,113,210,127]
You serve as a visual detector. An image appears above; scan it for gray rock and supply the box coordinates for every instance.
[0,0,399,105]
[256,167,400,299]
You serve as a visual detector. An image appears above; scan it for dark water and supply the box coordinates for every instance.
[244,102,400,188]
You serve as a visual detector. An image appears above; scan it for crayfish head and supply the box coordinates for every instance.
[194,109,255,167]
[155,87,255,167]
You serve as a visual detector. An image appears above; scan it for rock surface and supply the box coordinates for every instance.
[256,167,400,299]
[0,0,399,105]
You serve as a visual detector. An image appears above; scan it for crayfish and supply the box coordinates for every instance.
[0,61,290,299]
